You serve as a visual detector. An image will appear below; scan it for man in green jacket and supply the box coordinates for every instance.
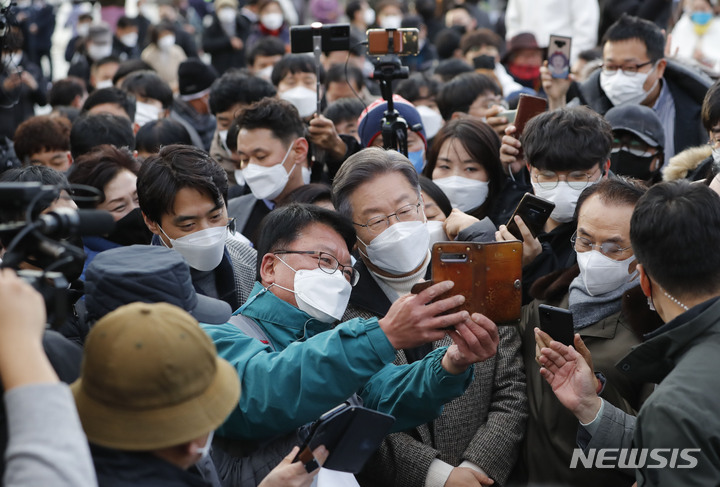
[201,203,500,485]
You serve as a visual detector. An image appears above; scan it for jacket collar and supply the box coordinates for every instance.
[616,296,720,384]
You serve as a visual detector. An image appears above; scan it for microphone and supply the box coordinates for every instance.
[36,208,116,238]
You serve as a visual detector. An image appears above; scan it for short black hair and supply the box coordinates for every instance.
[234,98,305,145]
[70,113,136,159]
[246,36,286,66]
[116,15,137,30]
[271,54,326,87]
[121,70,173,109]
[137,144,228,224]
[255,203,355,281]
[0,166,70,219]
[522,106,612,172]
[459,28,503,55]
[150,20,176,46]
[135,119,193,155]
[433,57,473,82]
[436,72,501,121]
[345,0,363,20]
[325,63,364,92]
[208,72,276,115]
[278,183,332,207]
[396,72,441,104]
[701,79,720,132]
[82,87,137,122]
[434,28,463,61]
[49,77,87,108]
[67,144,140,209]
[573,176,648,221]
[112,59,154,86]
[92,56,120,72]
[602,14,665,63]
[323,97,364,126]
[630,180,720,297]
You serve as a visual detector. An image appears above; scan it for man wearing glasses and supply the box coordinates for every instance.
[333,147,526,487]
[510,177,659,486]
[578,14,709,164]
[497,106,612,304]
[202,202,500,486]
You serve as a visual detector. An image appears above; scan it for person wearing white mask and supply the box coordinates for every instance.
[426,118,525,235]
[245,0,290,52]
[202,0,251,76]
[497,107,611,305]
[514,177,659,486]
[227,98,309,246]
[347,0,375,40]
[246,36,286,80]
[333,147,526,487]
[138,144,259,311]
[68,23,115,87]
[543,15,711,166]
[89,56,119,91]
[141,21,187,93]
[112,16,141,61]
[202,202,499,486]
[121,70,173,127]
[375,0,403,30]
[272,53,324,120]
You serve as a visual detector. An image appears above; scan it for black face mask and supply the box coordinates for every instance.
[105,207,153,246]
[610,151,657,181]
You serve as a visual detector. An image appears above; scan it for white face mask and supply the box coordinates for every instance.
[218,7,237,23]
[195,430,214,460]
[712,146,720,164]
[242,142,296,200]
[158,34,176,51]
[218,129,230,152]
[87,43,113,61]
[359,221,430,275]
[160,225,228,271]
[532,181,589,223]
[261,12,284,30]
[576,250,637,296]
[379,14,402,29]
[363,8,376,25]
[426,220,447,248]
[135,101,162,126]
[274,257,352,323]
[76,23,91,38]
[120,32,139,48]
[257,65,274,81]
[600,68,657,107]
[95,79,113,90]
[234,169,245,186]
[416,105,443,140]
[433,176,489,212]
[280,86,317,119]
[301,166,311,185]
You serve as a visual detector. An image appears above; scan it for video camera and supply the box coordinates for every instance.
[0,182,116,326]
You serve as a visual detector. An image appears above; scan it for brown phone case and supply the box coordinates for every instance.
[410,241,523,325]
[514,94,547,160]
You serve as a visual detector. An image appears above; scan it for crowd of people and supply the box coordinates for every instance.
[1,0,720,486]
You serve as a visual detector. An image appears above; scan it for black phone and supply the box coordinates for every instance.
[538,304,574,346]
[506,193,555,241]
[290,23,351,54]
[472,54,495,70]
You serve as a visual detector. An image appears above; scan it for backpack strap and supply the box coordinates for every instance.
[228,314,276,351]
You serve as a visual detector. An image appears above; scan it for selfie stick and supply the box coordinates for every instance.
[311,22,323,116]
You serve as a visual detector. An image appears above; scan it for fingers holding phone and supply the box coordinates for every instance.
[496,217,542,268]
[259,445,327,487]
[443,312,499,373]
[499,125,523,175]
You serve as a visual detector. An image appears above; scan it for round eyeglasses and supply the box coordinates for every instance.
[532,167,601,190]
[353,201,422,235]
[273,250,359,286]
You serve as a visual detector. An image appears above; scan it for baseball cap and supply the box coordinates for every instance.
[605,104,665,148]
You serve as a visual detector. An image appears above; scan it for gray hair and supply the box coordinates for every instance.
[331,147,421,220]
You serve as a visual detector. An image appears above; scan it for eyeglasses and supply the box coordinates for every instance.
[532,167,601,190]
[611,136,657,158]
[600,61,654,76]
[353,201,422,235]
[273,250,359,286]
[571,232,632,258]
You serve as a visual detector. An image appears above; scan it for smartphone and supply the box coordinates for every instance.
[472,54,495,70]
[514,94,547,139]
[411,241,523,325]
[497,109,517,123]
[290,23,351,54]
[505,193,555,241]
[538,304,574,346]
[367,28,419,56]
[547,34,572,79]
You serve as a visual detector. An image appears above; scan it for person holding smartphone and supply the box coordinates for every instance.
[509,177,659,486]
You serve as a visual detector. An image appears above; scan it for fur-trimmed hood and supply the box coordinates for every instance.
[662,145,712,181]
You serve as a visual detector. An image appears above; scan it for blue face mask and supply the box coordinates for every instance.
[691,11,713,25]
[408,149,425,173]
